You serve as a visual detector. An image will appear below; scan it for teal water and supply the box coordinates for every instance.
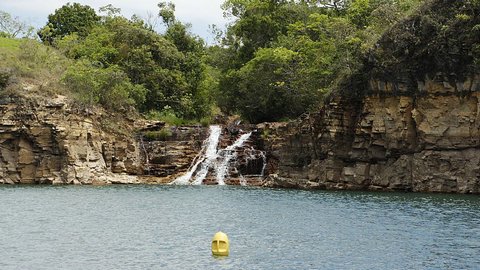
[0,186,479,269]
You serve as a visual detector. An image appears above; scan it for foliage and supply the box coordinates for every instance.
[0,68,10,89]
[219,47,320,123]
[366,0,480,87]
[221,0,307,65]
[0,37,22,51]
[158,1,176,26]
[0,38,72,98]
[145,108,190,126]
[38,3,100,44]
[144,128,173,141]
[215,0,424,122]
[49,4,214,120]
[62,60,146,110]
[0,39,69,86]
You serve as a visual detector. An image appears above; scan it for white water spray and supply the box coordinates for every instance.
[215,132,252,185]
[171,125,221,185]
[171,125,254,185]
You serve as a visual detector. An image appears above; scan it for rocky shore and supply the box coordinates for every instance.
[2,76,480,194]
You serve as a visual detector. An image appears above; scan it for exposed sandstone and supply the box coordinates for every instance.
[0,95,266,186]
[0,94,144,185]
[264,75,480,193]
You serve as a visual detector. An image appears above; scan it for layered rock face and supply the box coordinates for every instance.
[157,124,266,186]
[0,95,144,185]
[265,75,480,193]
[0,94,264,186]
[140,125,208,183]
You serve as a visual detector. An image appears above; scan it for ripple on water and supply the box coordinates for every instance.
[0,185,479,269]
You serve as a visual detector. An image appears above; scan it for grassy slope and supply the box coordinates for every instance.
[0,37,22,52]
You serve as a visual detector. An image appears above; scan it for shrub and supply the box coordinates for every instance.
[62,60,146,110]
[0,69,10,89]
[145,107,191,126]
[144,128,173,141]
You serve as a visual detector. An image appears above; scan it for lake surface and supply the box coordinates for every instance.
[0,185,479,269]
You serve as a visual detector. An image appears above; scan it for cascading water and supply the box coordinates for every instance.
[215,132,252,185]
[171,125,254,185]
[259,151,267,176]
[139,136,150,175]
[190,125,222,185]
[171,125,221,185]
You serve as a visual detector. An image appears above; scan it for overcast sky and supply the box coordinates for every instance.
[0,0,229,43]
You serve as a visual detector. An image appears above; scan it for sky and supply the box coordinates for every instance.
[0,0,229,43]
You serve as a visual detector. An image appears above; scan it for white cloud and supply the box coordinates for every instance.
[0,0,228,41]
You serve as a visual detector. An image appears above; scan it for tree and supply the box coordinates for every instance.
[221,0,306,65]
[0,11,34,38]
[158,1,176,26]
[219,47,319,123]
[58,14,211,118]
[63,60,146,110]
[38,3,100,44]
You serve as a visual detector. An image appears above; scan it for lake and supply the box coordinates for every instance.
[0,185,479,269]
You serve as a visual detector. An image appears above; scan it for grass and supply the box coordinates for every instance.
[144,128,173,141]
[0,37,71,98]
[0,37,22,52]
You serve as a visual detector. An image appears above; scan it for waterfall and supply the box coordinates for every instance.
[239,176,247,186]
[139,136,150,175]
[171,125,221,185]
[260,151,267,176]
[215,132,252,185]
[171,126,253,185]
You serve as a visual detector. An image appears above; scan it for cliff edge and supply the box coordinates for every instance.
[264,0,480,193]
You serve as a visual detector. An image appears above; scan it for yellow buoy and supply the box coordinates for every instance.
[211,231,229,256]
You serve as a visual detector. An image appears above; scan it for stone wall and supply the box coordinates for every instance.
[264,75,480,193]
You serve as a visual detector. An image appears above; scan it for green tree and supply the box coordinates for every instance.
[219,47,319,123]
[58,13,211,118]
[221,0,306,65]
[38,3,100,44]
[63,60,146,110]
[158,1,176,26]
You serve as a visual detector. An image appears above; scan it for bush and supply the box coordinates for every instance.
[144,128,173,141]
[0,69,10,89]
[62,60,146,110]
[0,39,70,96]
[12,40,70,82]
[145,108,191,126]
[219,47,319,123]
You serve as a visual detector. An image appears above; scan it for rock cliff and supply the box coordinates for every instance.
[0,93,142,185]
[0,93,264,186]
[264,75,480,193]
[263,0,480,193]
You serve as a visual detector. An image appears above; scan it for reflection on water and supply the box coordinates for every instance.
[0,185,479,269]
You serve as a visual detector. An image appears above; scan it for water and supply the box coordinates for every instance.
[173,125,222,185]
[215,132,252,185]
[0,186,479,270]
[173,125,256,186]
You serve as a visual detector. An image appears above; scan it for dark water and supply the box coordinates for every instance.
[0,185,479,269]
